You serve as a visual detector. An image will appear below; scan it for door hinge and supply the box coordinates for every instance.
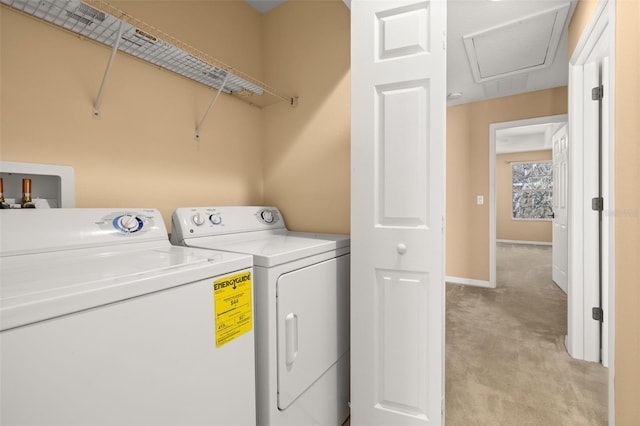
[592,197,604,211]
[592,85,604,101]
[592,307,604,322]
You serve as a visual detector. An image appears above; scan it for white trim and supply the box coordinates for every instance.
[509,159,553,165]
[490,114,567,290]
[496,239,552,246]
[567,64,584,360]
[570,0,610,66]
[512,218,554,222]
[445,276,495,289]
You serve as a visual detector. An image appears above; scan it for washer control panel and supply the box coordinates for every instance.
[97,210,158,236]
[0,208,168,256]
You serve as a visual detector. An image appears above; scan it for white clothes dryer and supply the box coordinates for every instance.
[171,206,350,426]
[0,208,256,426]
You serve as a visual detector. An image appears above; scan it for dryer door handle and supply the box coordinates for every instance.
[285,313,298,366]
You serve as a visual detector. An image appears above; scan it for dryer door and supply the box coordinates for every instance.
[276,254,350,410]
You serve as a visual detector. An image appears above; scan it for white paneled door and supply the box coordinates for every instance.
[350,0,447,425]
[552,124,569,294]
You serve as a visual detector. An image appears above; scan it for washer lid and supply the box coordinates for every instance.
[184,230,350,267]
[0,246,252,331]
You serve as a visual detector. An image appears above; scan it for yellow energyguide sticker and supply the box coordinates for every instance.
[213,271,252,348]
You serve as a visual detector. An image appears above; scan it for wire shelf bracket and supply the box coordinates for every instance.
[195,73,230,141]
[92,20,123,118]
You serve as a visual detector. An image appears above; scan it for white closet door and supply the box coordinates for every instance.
[552,124,569,294]
[350,0,447,425]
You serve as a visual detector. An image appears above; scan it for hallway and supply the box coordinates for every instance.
[445,243,607,425]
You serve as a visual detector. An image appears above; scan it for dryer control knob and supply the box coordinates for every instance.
[192,213,205,226]
[261,210,274,224]
[210,214,222,225]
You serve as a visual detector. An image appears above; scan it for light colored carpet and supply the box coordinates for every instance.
[445,243,608,425]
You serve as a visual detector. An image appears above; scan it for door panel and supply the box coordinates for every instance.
[377,82,430,227]
[375,270,430,419]
[351,0,446,424]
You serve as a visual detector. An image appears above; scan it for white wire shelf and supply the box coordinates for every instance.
[1,0,296,109]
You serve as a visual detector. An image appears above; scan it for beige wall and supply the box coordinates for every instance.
[446,105,475,278]
[613,1,640,423]
[0,2,265,230]
[568,1,640,423]
[446,87,567,281]
[262,0,350,234]
[496,151,552,243]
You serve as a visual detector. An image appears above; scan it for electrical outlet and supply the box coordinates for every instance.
[477,195,484,205]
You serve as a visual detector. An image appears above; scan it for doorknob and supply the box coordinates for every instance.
[397,243,407,254]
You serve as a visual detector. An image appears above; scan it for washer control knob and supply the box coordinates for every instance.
[114,214,143,233]
[210,213,222,225]
[192,213,205,226]
[261,210,274,224]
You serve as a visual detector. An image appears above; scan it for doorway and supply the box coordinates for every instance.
[489,114,568,288]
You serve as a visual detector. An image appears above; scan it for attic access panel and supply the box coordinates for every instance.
[463,3,571,83]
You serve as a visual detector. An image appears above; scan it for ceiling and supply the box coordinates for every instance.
[448,0,575,106]
[245,0,576,106]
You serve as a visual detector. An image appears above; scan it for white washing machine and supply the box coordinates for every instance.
[0,208,256,426]
[171,206,350,426]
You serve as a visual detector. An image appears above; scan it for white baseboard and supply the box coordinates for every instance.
[445,276,495,289]
[496,239,552,246]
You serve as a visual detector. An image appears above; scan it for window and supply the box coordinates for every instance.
[512,161,553,220]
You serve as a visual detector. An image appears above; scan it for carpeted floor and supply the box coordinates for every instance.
[445,243,608,425]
